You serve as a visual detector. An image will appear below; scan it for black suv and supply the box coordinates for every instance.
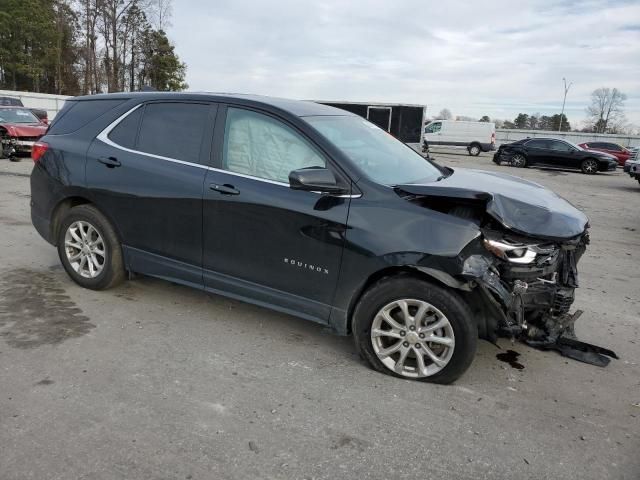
[31,93,590,383]
[494,137,618,174]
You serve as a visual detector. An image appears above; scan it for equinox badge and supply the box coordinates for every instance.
[284,258,329,275]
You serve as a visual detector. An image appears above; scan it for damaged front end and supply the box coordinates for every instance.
[397,169,618,366]
[467,230,616,366]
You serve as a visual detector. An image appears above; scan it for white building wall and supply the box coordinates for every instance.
[496,129,640,148]
[0,89,71,119]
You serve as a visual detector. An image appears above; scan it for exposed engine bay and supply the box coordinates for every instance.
[396,169,618,367]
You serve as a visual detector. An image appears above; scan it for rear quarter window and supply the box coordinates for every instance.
[107,107,143,149]
[47,99,126,135]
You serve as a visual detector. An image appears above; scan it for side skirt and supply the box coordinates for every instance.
[122,245,332,328]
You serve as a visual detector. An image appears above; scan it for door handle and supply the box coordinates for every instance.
[98,156,121,168]
[209,183,240,195]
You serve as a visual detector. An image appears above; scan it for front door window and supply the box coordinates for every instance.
[223,107,325,183]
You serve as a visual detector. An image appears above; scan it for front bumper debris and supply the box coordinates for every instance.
[466,231,618,367]
[524,311,618,366]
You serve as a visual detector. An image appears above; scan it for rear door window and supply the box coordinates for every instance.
[136,103,210,164]
[548,140,573,152]
[526,139,548,149]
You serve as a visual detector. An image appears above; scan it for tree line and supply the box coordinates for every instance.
[430,87,633,134]
[0,0,186,96]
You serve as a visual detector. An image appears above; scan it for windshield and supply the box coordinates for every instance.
[0,108,39,124]
[305,115,442,185]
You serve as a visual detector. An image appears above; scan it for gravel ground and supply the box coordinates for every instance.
[0,151,638,480]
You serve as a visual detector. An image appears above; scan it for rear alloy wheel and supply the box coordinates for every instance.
[468,144,481,156]
[581,158,598,174]
[511,154,526,168]
[353,276,477,384]
[57,204,125,290]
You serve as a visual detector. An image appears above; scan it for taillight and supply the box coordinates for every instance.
[491,132,496,142]
[31,141,49,162]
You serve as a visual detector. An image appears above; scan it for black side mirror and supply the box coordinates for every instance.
[289,167,346,194]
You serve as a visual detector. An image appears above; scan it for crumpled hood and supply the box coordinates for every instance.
[397,168,589,240]
[0,123,47,137]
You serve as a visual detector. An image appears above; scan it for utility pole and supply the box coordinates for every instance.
[559,77,572,132]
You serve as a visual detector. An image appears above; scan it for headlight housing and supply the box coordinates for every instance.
[483,238,538,264]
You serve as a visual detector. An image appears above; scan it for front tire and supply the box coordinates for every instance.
[352,275,477,384]
[581,158,598,174]
[57,204,125,290]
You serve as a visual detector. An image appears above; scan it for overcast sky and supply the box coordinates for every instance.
[171,0,640,127]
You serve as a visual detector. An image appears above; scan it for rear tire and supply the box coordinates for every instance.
[352,275,477,384]
[581,158,598,174]
[468,144,481,156]
[57,204,125,290]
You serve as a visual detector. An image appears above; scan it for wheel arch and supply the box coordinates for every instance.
[50,196,123,247]
[344,265,470,335]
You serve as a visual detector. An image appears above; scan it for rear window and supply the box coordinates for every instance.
[136,103,209,164]
[0,97,23,106]
[108,107,143,149]
[47,99,126,135]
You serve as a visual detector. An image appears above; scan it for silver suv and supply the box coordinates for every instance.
[624,148,640,185]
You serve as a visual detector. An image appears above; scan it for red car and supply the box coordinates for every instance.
[578,141,631,167]
[0,106,48,161]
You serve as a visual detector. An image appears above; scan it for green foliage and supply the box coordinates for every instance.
[510,112,570,131]
[479,115,491,122]
[0,0,186,94]
[513,113,529,129]
[140,29,187,91]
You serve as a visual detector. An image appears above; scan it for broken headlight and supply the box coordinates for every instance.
[483,238,539,264]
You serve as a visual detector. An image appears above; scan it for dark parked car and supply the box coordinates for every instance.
[31,93,593,383]
[494,138,618,174]
[578,141,631,167]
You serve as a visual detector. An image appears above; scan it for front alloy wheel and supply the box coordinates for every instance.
[371,299,455,378]
[352,275,477,384]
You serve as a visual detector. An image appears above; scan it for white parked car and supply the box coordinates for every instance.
[422,120,496,156]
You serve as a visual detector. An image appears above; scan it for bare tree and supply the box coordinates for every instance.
[586,87,627,133]
[152,0,172,30]
[436,108,452,120]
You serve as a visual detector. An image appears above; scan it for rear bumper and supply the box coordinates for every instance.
[31,205,55,245]
[481,143,496,152]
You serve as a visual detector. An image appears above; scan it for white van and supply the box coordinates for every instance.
[423,120,496,156]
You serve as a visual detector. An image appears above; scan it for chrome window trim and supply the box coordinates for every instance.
[97,104,362,198]
[206,167,289,186]
[206,167,362,198]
